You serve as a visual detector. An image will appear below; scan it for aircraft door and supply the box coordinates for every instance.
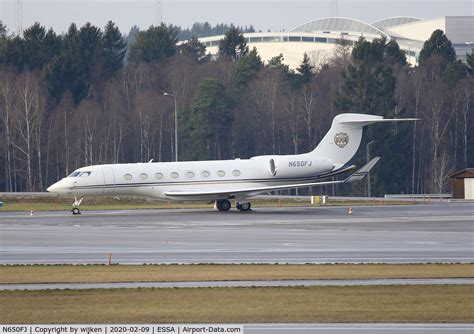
[102,167,115,195]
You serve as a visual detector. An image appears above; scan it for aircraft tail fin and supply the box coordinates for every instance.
[311,113,418,168]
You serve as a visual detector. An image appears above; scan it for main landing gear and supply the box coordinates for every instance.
[71,196,83,215]
[215,199,231,212]
[215,199,252,212]
[236,202,252,212]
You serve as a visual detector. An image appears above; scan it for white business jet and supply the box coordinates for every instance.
[47,113,416,214]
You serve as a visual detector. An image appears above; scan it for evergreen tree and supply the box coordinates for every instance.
[0,21,5,37]
[128,24,178,63]
[22,23,61,70]
[76,22,103,99]
[466,52,474,76]
[218,26,248,61]
[45,23,80,101]
[442,59,468,87]
[335,37,401,195]
[178,36,209,63]
[0,21,7,63]
[419,29,456,65]
[3,35,25,70]
[385,39,407,66]
[335,37,396,116]
[266,53,300,89]
[43,28,62,64]
[45,22,104,103]
[181,79,232,160]
[102,21,126,79]
[125,25,140,63]
[22,23,47,70]
[267,54,287,69]
[233,47,262,88]
[178,22,256,41]
[296,52,314,85]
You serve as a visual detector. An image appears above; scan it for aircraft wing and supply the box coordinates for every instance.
[164,157,380,199]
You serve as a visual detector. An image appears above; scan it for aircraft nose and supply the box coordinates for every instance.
[47,179,69,193]
[47,183,59,193]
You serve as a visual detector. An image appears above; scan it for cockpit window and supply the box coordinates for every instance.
[79,171,92,177]
[68,171,81,177]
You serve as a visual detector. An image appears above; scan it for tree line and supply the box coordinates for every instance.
[0,21,472,195]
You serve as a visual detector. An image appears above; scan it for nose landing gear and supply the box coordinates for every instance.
[71,196,83,215]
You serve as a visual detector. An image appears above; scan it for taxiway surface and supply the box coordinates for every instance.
[2,278,473,291]
[0,203,472,264]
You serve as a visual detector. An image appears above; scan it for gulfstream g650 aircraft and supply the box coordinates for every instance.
[47,113,416,214]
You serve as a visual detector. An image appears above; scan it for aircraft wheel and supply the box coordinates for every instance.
[216,199,231,212]
[238,202,251,212]
[71,207,81,215]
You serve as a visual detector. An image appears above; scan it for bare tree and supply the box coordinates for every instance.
[460,78,472,167]
[0,69,16,191]
[301,86,317,151]
[330,36,352,70]
[11,72,41,191]
[411,68,424,193]
[284,91,300,154]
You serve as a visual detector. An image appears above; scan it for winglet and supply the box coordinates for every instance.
[344,157,380,183]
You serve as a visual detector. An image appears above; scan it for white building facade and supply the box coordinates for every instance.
[196,16,474,68]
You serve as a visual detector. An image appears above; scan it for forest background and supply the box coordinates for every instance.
[0,21,472,196]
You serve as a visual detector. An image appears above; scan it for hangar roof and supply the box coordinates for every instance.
[372,17,423,29]
[290,17,388,38]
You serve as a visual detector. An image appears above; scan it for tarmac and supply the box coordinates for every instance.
[0,202,473,264]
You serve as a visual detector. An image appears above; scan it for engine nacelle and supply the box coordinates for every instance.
[251,154,334,178]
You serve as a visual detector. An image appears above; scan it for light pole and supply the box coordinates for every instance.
[163,92,178,162]
[366,141,375,197]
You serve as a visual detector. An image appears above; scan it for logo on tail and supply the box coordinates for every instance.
[334,132,349,148]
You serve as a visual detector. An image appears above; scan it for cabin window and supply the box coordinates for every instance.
[79,171,91,177]
[139,173,148,180]
[171,172,179,179]
[186,171,195,179]
[155,172,164,179]
[217,170,225,177]
[232,170,241,177]
[68,171,81,177]
[124,174,132,181]
[201,171,210,178]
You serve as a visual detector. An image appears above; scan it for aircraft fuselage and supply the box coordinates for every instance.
[47,153,335,201]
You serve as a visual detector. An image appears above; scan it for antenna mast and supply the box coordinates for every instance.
[330,0,338,17]
[15,0,23,35]
[156,0,162,26]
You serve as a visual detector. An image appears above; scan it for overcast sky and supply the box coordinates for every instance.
[1,0,472,35]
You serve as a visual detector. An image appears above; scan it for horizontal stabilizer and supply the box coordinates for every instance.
[344,157,380,183]
[339,118,420,124]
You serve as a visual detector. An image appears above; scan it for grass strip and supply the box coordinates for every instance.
[1,264,472,284]
[1,285,472,323]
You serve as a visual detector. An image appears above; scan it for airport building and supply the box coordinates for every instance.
[197,16,474,68]
[450,168,474,200]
